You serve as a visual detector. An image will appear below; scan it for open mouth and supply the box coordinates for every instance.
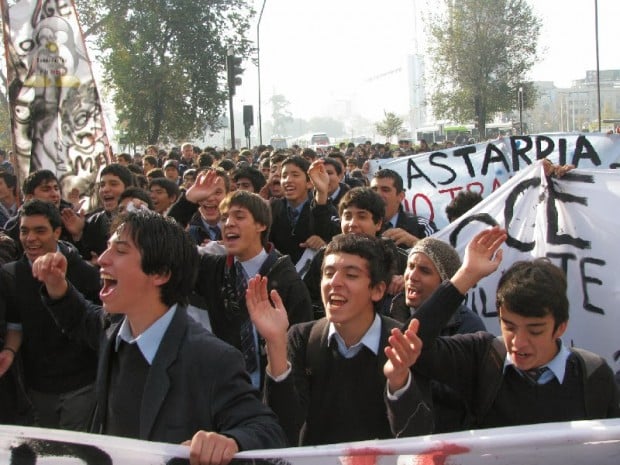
[99,273,118,299]
[327,294,347,308]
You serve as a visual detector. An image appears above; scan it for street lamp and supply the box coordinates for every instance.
[518,87,524,135]
[257,0,267,145]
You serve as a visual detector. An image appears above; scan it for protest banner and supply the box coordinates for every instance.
[369,133,620,229]
[1,420,619,465]
[433,161,620,374]
[1,0,110,205]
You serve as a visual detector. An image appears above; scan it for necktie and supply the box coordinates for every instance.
[209,225,222,241]
[385,221,393,229]
[235,262,258,373]
[288,206,300,226]
[523,366,548,384]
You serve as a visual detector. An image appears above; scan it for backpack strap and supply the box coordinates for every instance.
[476,336,506,424]
[569,347,607,417]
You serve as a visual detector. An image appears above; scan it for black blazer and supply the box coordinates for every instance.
[43,286,287,448]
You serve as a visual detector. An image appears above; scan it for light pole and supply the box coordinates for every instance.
[257,0,267,145]
[594,0,602,132]
[518,87,524,135]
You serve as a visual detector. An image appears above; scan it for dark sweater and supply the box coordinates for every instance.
[3,241,101,393]
[310,344,391,445]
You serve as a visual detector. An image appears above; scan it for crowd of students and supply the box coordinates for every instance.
[0,142,617,465]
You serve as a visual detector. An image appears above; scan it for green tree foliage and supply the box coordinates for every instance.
[375,112,405,140]
[426,0,541,139]
[75,0,254,145]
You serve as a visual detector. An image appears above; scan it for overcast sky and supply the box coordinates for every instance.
[237,0,620,119]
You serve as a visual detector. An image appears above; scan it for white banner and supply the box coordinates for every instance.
[369,133,620,229]
[433,161,620,374]
[1,420,619,464]
[1,0,110,189]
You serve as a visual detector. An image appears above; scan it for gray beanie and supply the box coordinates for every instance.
[409,237,461,281]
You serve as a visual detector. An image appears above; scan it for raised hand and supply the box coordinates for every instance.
[32,252,69,299]
[384,318,422,392]
[186,169,225,204]
[451,226,506,294]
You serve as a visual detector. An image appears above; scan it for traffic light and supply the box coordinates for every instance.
[226,53,243,96]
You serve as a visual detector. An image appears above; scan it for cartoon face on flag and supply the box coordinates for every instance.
[1,0,109,200]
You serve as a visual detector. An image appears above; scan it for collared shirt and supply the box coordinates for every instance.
[386,212,399,229]
[236,248,268,279]
[328,313,381,358]
[503,339,572,384]
[200,218,222,241]
[286,199,308,219]
[329,185,342,203]
[114,305,177,365]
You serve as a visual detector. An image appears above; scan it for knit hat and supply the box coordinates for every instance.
[409,237,461,281]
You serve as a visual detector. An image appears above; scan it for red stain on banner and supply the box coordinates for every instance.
[413,443,470,465]
[340,447,395,465]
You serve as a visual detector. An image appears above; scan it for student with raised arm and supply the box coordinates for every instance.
[412,227,619,428]
[246,233,433,446]
[32,210,286,465]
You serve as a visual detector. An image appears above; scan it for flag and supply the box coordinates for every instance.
[1,0,110,190]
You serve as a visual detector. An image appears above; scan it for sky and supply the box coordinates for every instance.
[235,0,620,122]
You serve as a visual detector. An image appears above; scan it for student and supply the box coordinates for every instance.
[268,156,338,265]
[0,200,101,430]
[389,237,486,432]
[303,186,407,318]
[247,233,432,446]
[410,227,620,429]
[371,169,437,248]
[168,168,230,246]
[32,210,286,465]
[186,172,312,388]
[0,170,17,228]
[148,177,180,215]
[3,170,74,251]
[63,164,134,261]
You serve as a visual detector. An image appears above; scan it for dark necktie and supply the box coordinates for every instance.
[235,262,258,373]
[523,366,549,384]
[385,221,394,230]
[208,225,222,241]
[288,206,300,226]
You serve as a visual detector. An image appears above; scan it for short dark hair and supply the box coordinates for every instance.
[117,153,132,163]
[219,190,272,247]
[445,191,483,222]
[373,168,404,193]
[338,187,385,225]
[143,155,158,167]
[233,166,266,192]
[323,233,397,290]
[22,170,58,195]
[148,177,180,199]
[197,153,214,168]
[19,198,62,230]
[119,186,154,210]
[323,157,343,176]
[496,258,569,330]
[111,210,199,307]
[0,170,17,195]
[100,163,134,188]
[282,156,310,180]
[301,148,317,161]
[146,168,165,179]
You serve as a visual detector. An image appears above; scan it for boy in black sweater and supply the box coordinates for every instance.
[411,227,619,429]
[246,233,433,446]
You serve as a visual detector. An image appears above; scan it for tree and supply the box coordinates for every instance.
[375,112,405,140]
[75,0,254,145]
[426,0,541,139]
[269,94,293,136]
